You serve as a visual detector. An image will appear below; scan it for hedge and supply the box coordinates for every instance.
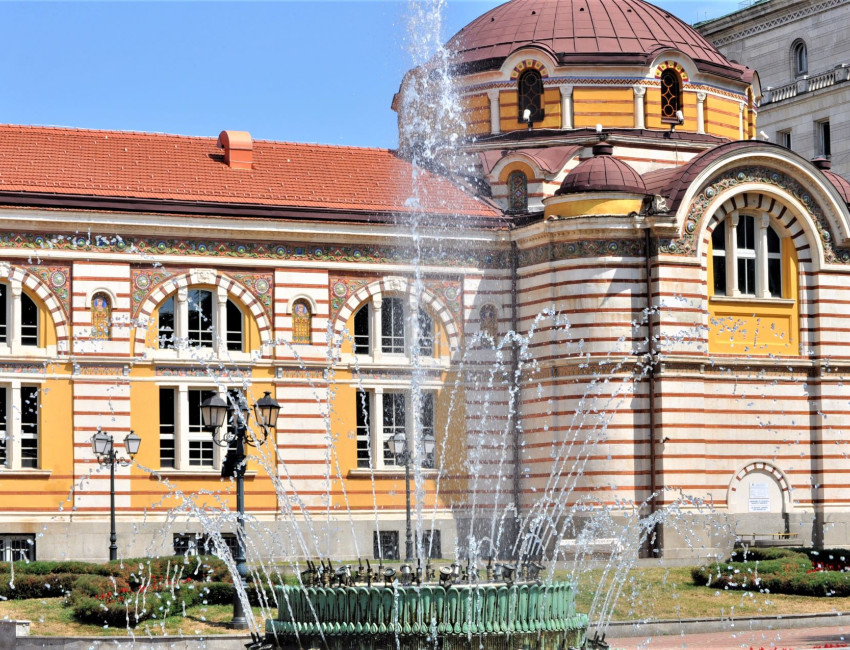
[692,547,850,596]
[0,573,80,600]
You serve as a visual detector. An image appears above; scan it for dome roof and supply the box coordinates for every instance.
[447,0,749,80]
[556,143,646,194]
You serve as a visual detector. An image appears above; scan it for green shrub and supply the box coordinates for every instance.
[112,556,231,587]
[11,560,113,576]
[70,578,202,627]
[693,547,850,596]
[200,581,233,605]
[0,573,79,600]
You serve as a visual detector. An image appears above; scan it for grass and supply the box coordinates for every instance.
[5,564,850,636]
[575,565,850,623]
[0,597,268,637]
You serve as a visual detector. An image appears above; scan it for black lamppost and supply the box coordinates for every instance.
[388,429,436,561]
[200,390,280,630]
[91,428,142,561]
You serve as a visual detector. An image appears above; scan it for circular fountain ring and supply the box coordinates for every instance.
[266,580,587,649]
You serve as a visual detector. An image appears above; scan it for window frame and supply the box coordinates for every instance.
[155,286,247,358]
[0,534,36,561]
[0,283,44,354]
[791,39,808,77]
[157,385,244,472]
[660,69,682,124]
[354,387,437,472]
[507,170,529,212]
[816,119,831,158]
[351,297,438,363]
[0,383,41,471]
[517,69,545,124]
[711,212,786,300]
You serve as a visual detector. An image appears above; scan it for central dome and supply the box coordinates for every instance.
[447,0,746,79]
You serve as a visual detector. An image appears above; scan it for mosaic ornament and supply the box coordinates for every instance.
[132,269,174,318]
[231,272,273,322]
[26,265,71,317]
[329,276,371,322]
[520,238,645,266]
[90,292,111,340]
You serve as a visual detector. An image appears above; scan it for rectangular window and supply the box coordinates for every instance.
[158,297,175,349]
[422,529,441,559]
[383,392,405,466]
[354,306,370,354]
[0,285,6,344]
[417,310,434,357]
[226,300,243,352]
[0,386,6,467]
[356,390,371,469]
[20,386,38,469]
[736,216,757,296]
[778,130,791,149]
[711,222,727,296]
[21,294,38,347]
[187,290,214,347]
[173,532,237,559]
[381,298,405,354]
[420,392,435,469]
[0,534,36,562]
[373,530,400,561]
[188,389,215,467]
[817,120,831,157]
[159,388,176,468]
[767,227,783,298]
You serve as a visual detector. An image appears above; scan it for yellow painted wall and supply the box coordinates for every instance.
[705,95,742,140]
[707,236,799,356]
[498,88,562,132]
[544,196,644,218]
[463,93,491,136]
[573,87,634,129]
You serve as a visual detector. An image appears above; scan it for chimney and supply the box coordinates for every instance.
[216,130,253,170]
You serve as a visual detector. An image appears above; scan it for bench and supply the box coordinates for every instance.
[737,532,799,547]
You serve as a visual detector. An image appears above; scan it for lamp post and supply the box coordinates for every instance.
[200,390,280,630]
[91,429,142,561]
[388,428,436,561]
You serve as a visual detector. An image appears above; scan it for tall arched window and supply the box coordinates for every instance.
[157,289,245,352]
[792,40,807,76]
[518,69,544,124]
[479,304,499,341]
[507,171,528,212]
[660,69,682,123]
[91,292,111,340]
[291,299,312,344]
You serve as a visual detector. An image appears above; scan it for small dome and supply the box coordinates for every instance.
[447,0,749,80]
[556,143,646,194]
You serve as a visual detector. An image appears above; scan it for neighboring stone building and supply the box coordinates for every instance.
[696,0,850,176]
[2,0,850,563]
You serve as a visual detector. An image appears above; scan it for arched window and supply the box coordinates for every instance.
[21,293,38,347]
[479,305,499,341]
[0,286,40,348]
[352,298,436,358]
[518,69,544,124]
[157,289,245,352]
[91,292,111,340]
[792,40,807,76]
[660,69,682,123]
[507,171,528,212]
[291,299,312,344]
[711,214,783,298]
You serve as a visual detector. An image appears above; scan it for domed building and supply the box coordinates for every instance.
[0,0,849,564]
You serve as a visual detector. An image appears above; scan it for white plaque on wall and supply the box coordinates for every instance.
[749,481,770,512]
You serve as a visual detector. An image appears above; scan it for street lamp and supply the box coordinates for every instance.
[388,428,436,561]
[91,428,142,561]
[200,390,280,630]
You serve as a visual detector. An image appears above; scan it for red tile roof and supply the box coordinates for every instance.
[0,125,501,220]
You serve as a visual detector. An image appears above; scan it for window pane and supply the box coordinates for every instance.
[518,70,544,123]
[422,530,441,559]
[738,258,756,295]
[713,257,727,296]
[767,227,781,254]
[0,285,7,344]
[226,299,243,351]
[383,393,405,466]
[381,298,405,354]
[353,306,369,354]
[187,290,214,347]
[420,392,435,469]
[0,387,6,467]
[373,530,399,561]
[20,386,38,468]
[660,70,681,121]
[356,390,371,469]
[736,215,755,250]
[158,297,175,349]
[189,440,214,467]
[768,258,782,297]
[189,389,216,467]
[508,171,528,212]
[159,388,176,468]
[417,310,433,356]
[21,293,38,347]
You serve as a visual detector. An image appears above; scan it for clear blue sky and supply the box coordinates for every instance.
[1,1,741,149]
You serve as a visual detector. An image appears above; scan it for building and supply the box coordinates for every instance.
[2,0,850,563]
[697,0,850,176]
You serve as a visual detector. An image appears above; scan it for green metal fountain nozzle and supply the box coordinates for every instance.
[500,563,516,584]
[399,563,413,585]
[439,566,453,587]
[382,567,395,586]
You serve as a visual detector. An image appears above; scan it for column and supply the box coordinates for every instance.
[374,388,384,470]
[729,213,740,296]
[372,296,383,362]
[488,90,501,135]
[757,214,770,298]
[696,91,707,134]
[560,86,573,129]
[216,286,228,357]
[633,85,646,130]
[177,287,188,359]
[177,384,189,470]
[739,103,745,140]
[8,380,21,469]
[10,282,22,356]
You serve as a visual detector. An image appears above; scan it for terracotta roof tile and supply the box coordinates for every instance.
[0,124,500,220]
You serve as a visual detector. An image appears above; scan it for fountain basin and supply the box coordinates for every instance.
[265,581,587,649]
